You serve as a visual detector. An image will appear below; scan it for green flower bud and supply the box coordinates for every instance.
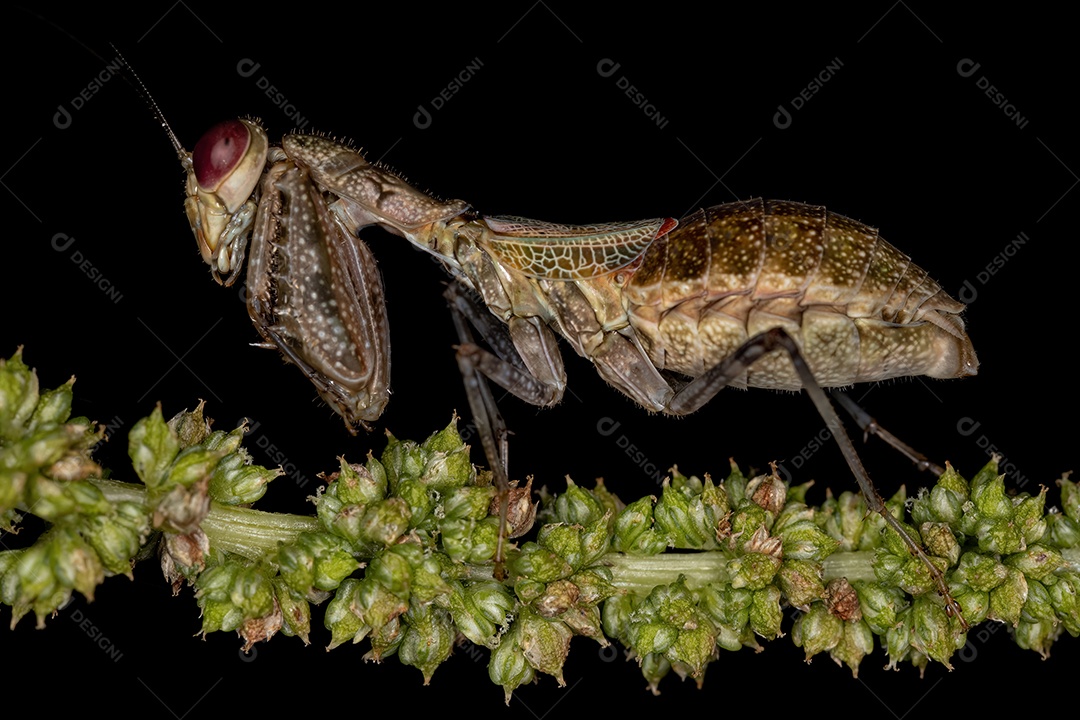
[1061,473,1080,522]
[778,519,840,562]
[380,435,427,491]
[359,497,412,547]
[830,619,875,676]
[517,607,573,685]
[873,551,938,597]
[396,477,434,529]
[560,604,606,643]
[151,479,210,535]
[910,594,955,668]
[1014,488,1048,545]
[201,596,244,634]
[952,551,1008,592]
[727,552,781,591]
[952,585,989,626]
[167,403,212,448]
[209,447,281,505]
[1020,578,1056,623]
[863,487,906,541]
[0,470,26,519]
[665,617,715,679]
[1014,617,1058,659]
[1047,572,1079,636]
[1044,513,1080,548]
[777,559,825,608]
[535,579,580,618]
[164,445,223,489]
[365,615,403,662]
[792,602,842,661]
[514,578,546,605]
[553,478,606,526]
[446,579,514,648]
[412,555,453,605]
[420,446,474,492]
[750,585,783,640]
[26,476,110,522]
[46,528,103,602]
[278,532,358,597]
[979,517,1025,555]
[914,464,968,524]
[773,500,815,534]
[400,604,455,684]
[28,379,73,431]
[327,456,387,505]
[442,485,496,521]
[79,501,150,576]
[537,515,611,572]
[821,491,869,550]
[613,496,669,555]
[855,582,907,635]
[537,523,585,570]
[441,517,499,564]
[988,567,1028,626]
[627,578,689,655]
[937,462,970,498]
[509,543,573,583]
[722,460,749,507]
[640,653,671,695]
[273,578,311,644]
[701,475,729,528]
[277,542,316,598]
[0,350,40,439]
[629,619,679,658]
[354,575,409,631]
[196,562,275,630]
[654,479,712,549]
[1005,545,1063,582]
[884,608,912,670]
[570,568,615,606]
[969,461,1011,519]
[489,622,536,704]
[626,576,716,676]
[368,546,414,598]
[325,501,366,543]
[920,522,961,567]
[729,506,771,550]
[699,583,752,646]
[881,518,921,557]
[601,591,636,644]
[324,578,367,649]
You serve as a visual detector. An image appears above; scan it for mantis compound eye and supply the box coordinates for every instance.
[191,118,268,213]
[193,119,250,189]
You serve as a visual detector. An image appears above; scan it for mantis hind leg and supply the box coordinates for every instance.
[664,327,968,629]
[830,389,946,477]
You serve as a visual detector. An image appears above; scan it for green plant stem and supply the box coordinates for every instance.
[92,479,321,561]
[88,478,1080,592]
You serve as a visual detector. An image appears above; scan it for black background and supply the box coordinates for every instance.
[4,2,1075,714]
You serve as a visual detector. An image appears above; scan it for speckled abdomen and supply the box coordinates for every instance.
[622,199,977,389]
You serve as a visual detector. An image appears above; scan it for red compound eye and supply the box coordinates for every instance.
[192,119,251,190]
